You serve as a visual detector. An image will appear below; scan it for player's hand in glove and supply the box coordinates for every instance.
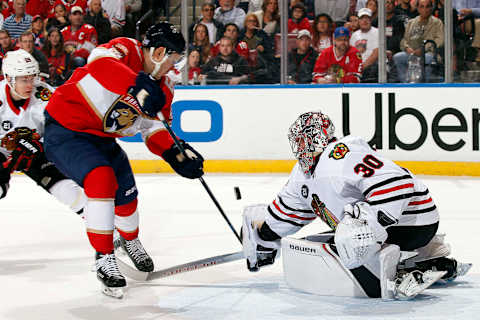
[3,127,44,172]
[128,71,166,118]
[162,140,204,179]
[0,155,10,199]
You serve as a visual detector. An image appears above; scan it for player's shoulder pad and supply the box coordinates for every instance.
[33,82,54,102]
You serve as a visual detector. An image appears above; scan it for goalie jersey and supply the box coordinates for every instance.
[0,80,54,158]
[266,135,439,237]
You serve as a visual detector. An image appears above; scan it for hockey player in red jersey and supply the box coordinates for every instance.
[313,27,362,84]
[43,22,203,298]
[61,6,97,59]
[241,111,471,300]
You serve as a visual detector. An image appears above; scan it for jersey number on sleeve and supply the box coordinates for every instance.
[354,154,384,177]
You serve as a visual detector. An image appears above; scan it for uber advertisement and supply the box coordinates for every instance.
[119,86,480,170]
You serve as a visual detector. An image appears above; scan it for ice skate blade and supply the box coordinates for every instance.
[101,285,125,299]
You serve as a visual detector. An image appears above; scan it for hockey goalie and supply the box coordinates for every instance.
[241,111,472,300]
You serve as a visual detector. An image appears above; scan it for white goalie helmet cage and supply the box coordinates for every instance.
[2,49,40,83]
[288,111,336,175]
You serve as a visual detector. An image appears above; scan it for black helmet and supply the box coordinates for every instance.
[143,22,186,54]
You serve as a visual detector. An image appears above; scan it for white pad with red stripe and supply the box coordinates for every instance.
[282,237,368,298]
[85,199,115,231]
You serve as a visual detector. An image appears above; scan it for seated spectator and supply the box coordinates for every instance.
[366,0,378,24]
[288,0,315,19]
[84,0,111,44]
[200,36,249,85]
[1,0,13,20]
[101,0,125,37]
[3,0,32,40]
[31,14,45,49]
[314,0,349,23]
[393,0,444,82]
[313,26,362,83]
[345,13,360,33]
[61,6,98,60]
[288,29,318,83]
[395,0,418,19]
[248,0,263,13]
[190,23,212,65]
[254,0,280,35]
[212,23,249,59]
[167,48,202,85]
[241,13,274,58]
[25,0,50,19]
[381,0,406,55]
[312,13,333,53]
[214,0,246,30]
[189,3,222,45]
[350,8,378,82]
[0,30,14,71]
[42,27,71,86]
[18,31,49,76]
[46,3,69,32]
[51,0,87,16]
[288,2,312,34]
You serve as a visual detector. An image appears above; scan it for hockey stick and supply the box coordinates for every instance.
[117,251,244,281]
[157,111,242,244]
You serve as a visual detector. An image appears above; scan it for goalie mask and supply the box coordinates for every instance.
[2,49,39,99]
[143,22,186,78]
[288,111,336,175]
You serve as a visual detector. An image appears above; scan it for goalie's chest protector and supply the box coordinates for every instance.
[0,81,51,145]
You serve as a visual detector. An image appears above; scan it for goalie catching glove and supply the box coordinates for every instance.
[162,140,204,179]
[334,202,389,269]
[1,127,44,172]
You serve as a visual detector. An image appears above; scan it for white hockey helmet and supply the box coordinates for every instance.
[2,49,39,78]
[2,49,39,98]
[288,111,336,175]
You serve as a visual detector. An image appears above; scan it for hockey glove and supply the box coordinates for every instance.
[162,140,204,179]
[5,129,44,172]
[128,71,166,118]
[0,155,10,199]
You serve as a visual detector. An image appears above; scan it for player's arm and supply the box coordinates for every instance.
[0,153,10,199]
[129,72,204,179]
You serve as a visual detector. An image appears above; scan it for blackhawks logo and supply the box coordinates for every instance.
[311,194,338,230]
[35,86,52,101]
[329,143,349,160]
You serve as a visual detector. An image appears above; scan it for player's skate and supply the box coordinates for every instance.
[388,269,446,300]
[95,252,126,299]
[241,205,280,272]
[119,236,154,272]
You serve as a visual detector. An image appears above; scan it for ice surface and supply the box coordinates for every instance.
[0,174,478,320]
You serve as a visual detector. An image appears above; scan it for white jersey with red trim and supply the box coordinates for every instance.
[0,80,54,158]
[265,135,439,238]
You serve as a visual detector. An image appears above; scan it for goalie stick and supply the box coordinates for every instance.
[116,251,244,281]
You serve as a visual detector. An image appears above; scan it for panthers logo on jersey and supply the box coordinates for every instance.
[103,94,141,134]
[311,194,338,230]
[329,143,349,160]
[35,86,52,101]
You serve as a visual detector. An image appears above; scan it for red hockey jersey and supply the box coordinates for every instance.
[46,57,175,155]
[61,23,98,58]
[312,45,362,83]
[92,37,145,74]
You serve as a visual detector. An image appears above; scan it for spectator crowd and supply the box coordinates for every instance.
[0,0,478,86]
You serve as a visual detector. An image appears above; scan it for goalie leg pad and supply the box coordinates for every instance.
[282,237,368,298]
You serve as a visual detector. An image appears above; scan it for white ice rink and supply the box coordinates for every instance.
[0,173,479,320]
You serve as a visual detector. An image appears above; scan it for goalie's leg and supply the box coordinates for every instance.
[241,205,280,272]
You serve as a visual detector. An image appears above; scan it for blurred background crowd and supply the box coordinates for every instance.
[1,0,478,86]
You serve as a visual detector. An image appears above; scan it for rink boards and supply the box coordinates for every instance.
[119,83,480,176]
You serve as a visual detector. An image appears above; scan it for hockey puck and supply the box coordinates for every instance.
[234,186,242,200]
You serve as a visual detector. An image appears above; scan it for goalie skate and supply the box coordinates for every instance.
[119,236,154,272]
[95,252,126,299]
[390,270,446,300]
